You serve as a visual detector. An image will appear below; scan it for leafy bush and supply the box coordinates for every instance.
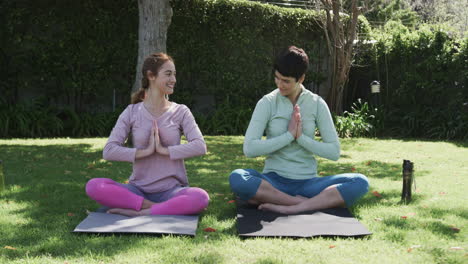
[334,99,377,138]
[194,102,253,135]
[0,98,121,138]
[350,21,468,140]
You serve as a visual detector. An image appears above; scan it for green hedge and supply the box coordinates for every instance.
[1,0,334,137]
[4,0,463,140]
[0,0,138,113]
[351,22,468,140]
[167,0,330,134]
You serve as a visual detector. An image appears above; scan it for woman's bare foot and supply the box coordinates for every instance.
[258,203,298,214]
[249,195,307,206]
[107,208,151,217]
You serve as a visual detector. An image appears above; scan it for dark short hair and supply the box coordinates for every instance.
[273,46,309,81]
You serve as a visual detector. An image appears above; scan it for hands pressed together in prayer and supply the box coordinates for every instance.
[137,120,169,159]
[288,104,302,139]
[149,120,169,155]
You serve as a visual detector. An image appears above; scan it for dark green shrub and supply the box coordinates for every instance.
[351,22,468,140]
[334,99,377,138]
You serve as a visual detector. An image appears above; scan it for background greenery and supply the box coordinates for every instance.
[350,22,468,140]
[0,137,466,263]
[0,0,467,139]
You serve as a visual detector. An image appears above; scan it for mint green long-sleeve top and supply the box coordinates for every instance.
[243,86,340,180]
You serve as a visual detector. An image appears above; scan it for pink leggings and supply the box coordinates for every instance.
[85,178,209,215]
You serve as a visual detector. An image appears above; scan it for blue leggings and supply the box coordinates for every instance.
[229,169,369,207]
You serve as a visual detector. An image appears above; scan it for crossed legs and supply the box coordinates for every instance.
[86,178,209,216]
[229,169,369,214]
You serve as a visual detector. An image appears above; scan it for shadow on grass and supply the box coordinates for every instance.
[396,137,468,149]
[0,144,136,260]
[0,136,461,259]
[380,205,467,241]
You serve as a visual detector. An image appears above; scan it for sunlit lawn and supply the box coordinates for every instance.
[0,136,466,263]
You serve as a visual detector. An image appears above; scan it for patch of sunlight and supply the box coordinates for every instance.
[196,168,217,174]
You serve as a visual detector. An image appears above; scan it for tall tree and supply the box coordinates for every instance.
[132,0,173,93]
[317,0,361,114]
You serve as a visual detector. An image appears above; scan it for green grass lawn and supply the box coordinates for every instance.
[0,136,466,264]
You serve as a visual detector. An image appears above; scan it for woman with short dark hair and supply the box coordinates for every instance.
[229,46,369,214]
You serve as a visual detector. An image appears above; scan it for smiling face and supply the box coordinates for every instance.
[150,60,176,95]
[274,70,304,102]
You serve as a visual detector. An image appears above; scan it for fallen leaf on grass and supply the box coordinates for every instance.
[67,212,75,217]
[401,216,408,219]
[365,161,372,166]
[329,245,336,249]
[227,200,235,204]
[4,246,17,250]
[450,226,461,232]
[407,246,421,253]
[203,227,216,232]
[449,247,463,250]
[372,191,382,198]
[319,172,325,176]
[351,167,356,172]
[439,192,447,195]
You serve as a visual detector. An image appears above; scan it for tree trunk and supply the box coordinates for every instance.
[132,0,173,94]
[319,0,360,114]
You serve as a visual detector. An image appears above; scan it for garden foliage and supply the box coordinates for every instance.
[0,0,466,139]
[352,21,468,140]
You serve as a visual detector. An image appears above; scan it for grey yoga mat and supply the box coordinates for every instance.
[237,206,372,238]
[73,212,199,236]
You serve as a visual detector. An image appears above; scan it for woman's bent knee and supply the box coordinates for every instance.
[85,178,112,198]
[354,174,370,194]
[182,187,210,211]
[228,169,261,201]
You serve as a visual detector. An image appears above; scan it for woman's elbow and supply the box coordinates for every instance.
[243,146,257,158]
[200,141,208,155]
[330,153,340,161]
[194,139,207,156]
[102,146,111,161]
[331,146,341,161]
